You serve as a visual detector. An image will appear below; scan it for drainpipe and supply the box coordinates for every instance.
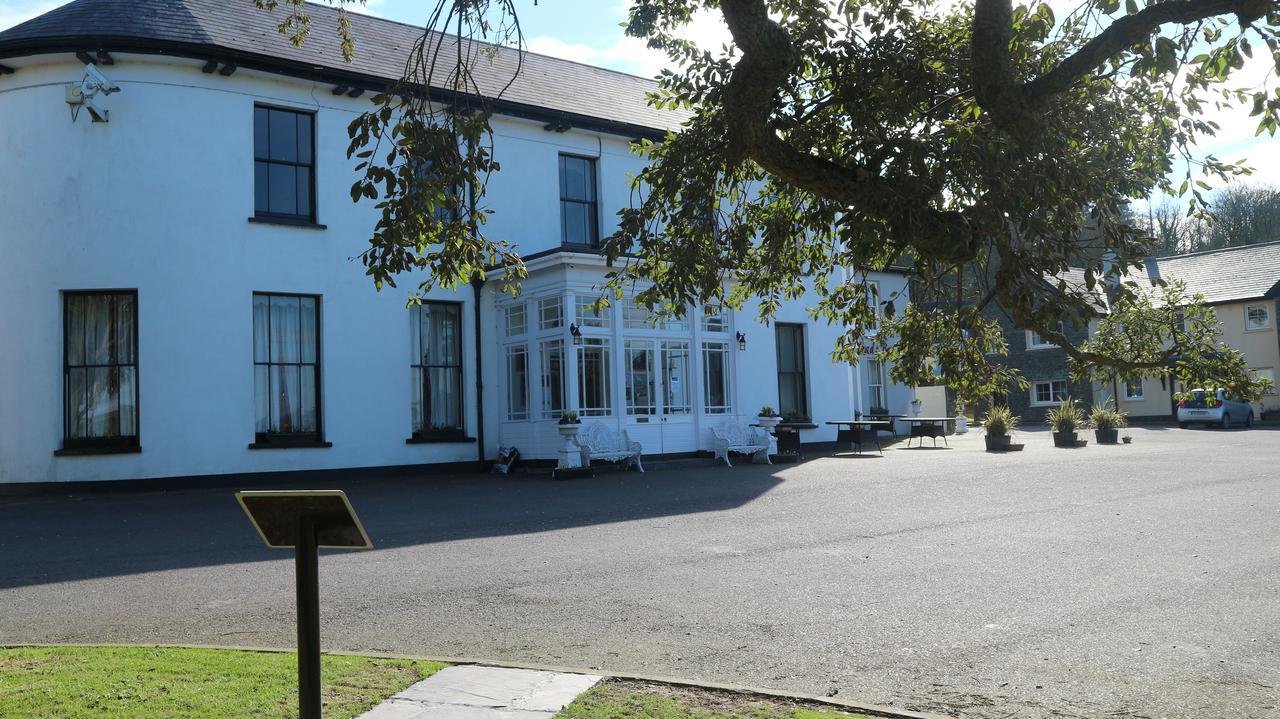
[467,133,485,469]
[472,276,486,468]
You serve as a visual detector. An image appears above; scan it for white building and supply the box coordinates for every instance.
[0,0,914,486]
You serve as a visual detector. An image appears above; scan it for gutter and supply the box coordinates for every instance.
[0,38,674,142]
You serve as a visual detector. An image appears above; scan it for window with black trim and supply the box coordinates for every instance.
[252,293,323,445]
[559,154,598,247]
[410,301,464,438]
[775,323,808,419]
[63,291,139,452]
[254,105,316,223]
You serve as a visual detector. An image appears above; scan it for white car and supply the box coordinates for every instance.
[1177,388,1255,429]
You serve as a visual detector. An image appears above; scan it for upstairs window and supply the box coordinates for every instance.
[1245,304,1271,331]
[254,105,316,223]
[63,291,139,452]
[559,154,598,247]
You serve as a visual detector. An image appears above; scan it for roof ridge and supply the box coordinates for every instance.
[1155,239,1280,261]
[301,0,665,86]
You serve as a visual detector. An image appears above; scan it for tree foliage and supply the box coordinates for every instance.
[1142,182,1280,254]
[264,0,1280,395]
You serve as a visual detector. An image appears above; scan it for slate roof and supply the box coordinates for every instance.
[1065,241,1280,310]
[0,0,690,135]
[1153,241,1280,305]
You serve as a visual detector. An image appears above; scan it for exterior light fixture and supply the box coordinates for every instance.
[570,323,583,345]
[736,331,747,351]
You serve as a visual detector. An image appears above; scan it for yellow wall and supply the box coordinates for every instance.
[1094,300,1280,418]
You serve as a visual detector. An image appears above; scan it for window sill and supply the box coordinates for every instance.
[406,435,476,445]
[1026,345,1057,351]
[54,445,141,457]
[248,216,327,230]
[247,440,333,450]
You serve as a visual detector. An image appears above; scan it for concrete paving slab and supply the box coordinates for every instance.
[358,665,602,719]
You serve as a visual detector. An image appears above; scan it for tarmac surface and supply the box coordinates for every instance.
[2,426,1277,718]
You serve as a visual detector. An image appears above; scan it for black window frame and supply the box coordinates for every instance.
[410,300,466,440]
[60,289,141,454]
[775,322,809,420]
[558,153,599,247]
[253,104,318,225]
[251,291,327,448]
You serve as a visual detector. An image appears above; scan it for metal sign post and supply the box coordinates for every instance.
[236,490,373,719]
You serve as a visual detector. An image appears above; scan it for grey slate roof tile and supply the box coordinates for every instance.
[0,0,691,133]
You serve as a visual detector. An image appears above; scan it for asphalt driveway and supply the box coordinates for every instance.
[1,426,1277,718]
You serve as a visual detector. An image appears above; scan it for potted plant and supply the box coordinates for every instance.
[1088,402,1126,445]
[1046,398,1084,447]
[984,405,1018,451]
[910,397,923,416]
[756,405,781,430]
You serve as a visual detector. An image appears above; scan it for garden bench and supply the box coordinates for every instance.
[575,422,644,472]
[711,420,772,466]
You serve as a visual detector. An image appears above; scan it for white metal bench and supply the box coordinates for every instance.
[575,422,644,472]
[711,420,772,466]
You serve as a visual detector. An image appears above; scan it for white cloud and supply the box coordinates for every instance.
[526,1,730,79]
[0,0,61,32]
[345,0,385,16]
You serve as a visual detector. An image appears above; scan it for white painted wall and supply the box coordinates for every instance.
[0,52,912,483]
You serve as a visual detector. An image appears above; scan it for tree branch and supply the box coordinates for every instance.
[972,0,1270,128]
[718,0,978,263]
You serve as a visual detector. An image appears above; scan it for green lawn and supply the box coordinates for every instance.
[0,646,445,719]
[558,681,869,719]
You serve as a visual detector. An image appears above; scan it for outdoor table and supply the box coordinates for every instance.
[825,420,892,455]
[897,417,954,447]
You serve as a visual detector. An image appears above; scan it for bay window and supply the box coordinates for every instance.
[577,338,612,416]
[661,341,691,414]
[625,340,657,415]
[702,341,732,414]
[540,339,565,418]
[506,344,529,421]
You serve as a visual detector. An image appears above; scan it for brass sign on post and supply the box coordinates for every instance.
[236,490,372,719]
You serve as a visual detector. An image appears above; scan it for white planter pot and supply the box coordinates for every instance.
[556,424,582,469]
[910,401,923,416]
[756,416,781,430]
[955,414,969,434]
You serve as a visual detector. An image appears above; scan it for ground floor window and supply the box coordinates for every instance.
[775,323,808,419]
[540,339,565,418]
[1123,379,1144,400]
[625,340,657,415]
[1250,367,1277,395]
[1031,379,1069,406]
[865,357,886,412]
[578,338,612,416]
[702,341,731,414]
[253,293,321,444]
[506,344,529,420]
[410,301,463,437]
[63,291,139,450]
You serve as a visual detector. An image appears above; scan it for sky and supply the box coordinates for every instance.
[0,0,1274,198]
